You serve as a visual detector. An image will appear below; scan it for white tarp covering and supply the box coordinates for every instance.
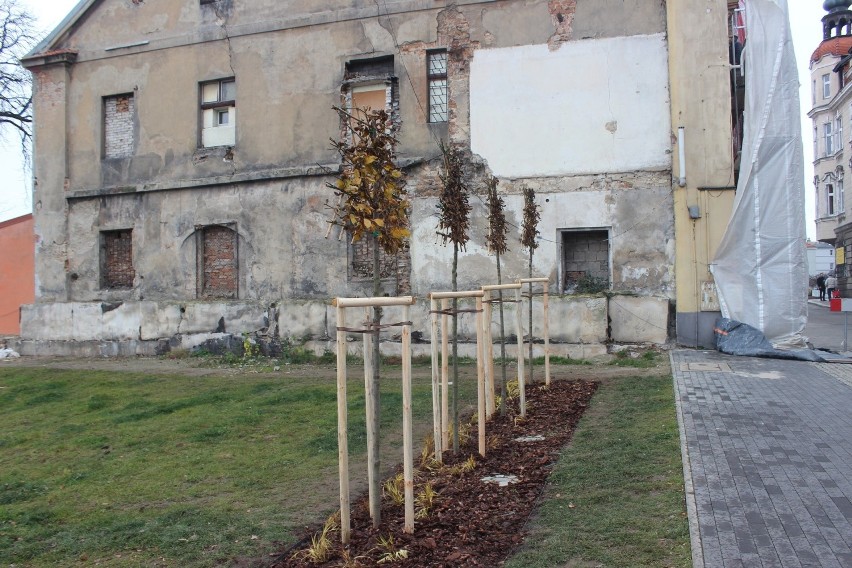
[711,0,808,347]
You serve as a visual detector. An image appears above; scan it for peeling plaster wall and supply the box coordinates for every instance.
[24,0,676,352]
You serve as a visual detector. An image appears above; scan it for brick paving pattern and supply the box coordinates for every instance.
[672,351,852,567]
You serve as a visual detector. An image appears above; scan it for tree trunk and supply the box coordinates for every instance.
[496,250,507,415]
[452,242,459,453]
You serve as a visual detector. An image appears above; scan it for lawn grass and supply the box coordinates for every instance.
[506,371,690,568]
[0,365,476,567]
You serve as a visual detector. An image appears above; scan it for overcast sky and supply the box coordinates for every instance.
[0,0,832,240]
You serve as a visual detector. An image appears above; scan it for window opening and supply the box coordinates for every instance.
[560,229,610,294]
[427,50,448,123]
[825,122,835,156]
[200,78,236,147]
[199,225,238,299]
[103,94,135,159]
[828,183,836,215]
[824,74,832,99]
[100,230,134,289]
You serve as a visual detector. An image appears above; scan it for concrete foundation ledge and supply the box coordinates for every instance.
[11,339,167,357]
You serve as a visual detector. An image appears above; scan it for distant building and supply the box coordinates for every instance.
[806,239,835,276]
[811,0,852,296]
[0,214,34,335]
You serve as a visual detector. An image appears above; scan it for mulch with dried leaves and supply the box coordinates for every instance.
[272,379,598,567]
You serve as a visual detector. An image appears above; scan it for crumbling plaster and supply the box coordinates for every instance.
[23,0,677,353]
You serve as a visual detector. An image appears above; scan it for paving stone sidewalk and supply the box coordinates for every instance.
[672,350,852,567]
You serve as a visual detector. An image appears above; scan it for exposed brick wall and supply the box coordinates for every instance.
[350,237,411,295]
[202,225,237,299]
[102,230,134,288]
[104,94,134,159]
[561,230,609,290]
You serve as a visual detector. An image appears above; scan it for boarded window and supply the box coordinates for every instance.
[101,230,134,289]
[560,229,610,293]
[427,50,448,123]
[104,94,135,159]
[199,225,238,299]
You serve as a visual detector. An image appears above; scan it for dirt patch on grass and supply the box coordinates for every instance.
[271,379,599,568]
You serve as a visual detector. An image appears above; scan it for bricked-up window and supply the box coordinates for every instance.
[427,50,448,123]
[200,78,236,148]
[199,225,238,299]
[560,229,610,294]
[349,236,411,294]
[104,94,135,159]
[100,230,134,289]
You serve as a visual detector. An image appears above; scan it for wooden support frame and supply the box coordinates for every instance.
[428,290,487,457]
[333,295,416,543]
[481,282,524,418]
[518,277,551,386]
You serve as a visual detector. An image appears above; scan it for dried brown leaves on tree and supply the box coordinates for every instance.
[436,143,471,250]
[327,106,410,255]
[485,176,508,255]
[521,185,540,252]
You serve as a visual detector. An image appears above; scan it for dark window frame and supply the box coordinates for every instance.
[427,49,448,123]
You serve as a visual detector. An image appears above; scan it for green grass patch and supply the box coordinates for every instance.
[0,365,475,567]
[610,349,660,368]
[506,373,690,568]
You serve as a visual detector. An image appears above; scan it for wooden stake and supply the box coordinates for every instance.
[441,298,450,450]
[476,296,486,457]
[515,287,526,417]
[402,305,415,534]
[335,305,351,544]
[362,307,380,526]
[429,298,442,462]
[543,284,551,386]
[483,289,495,418]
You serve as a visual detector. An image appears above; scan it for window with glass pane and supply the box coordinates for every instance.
[427,50,448,123]
[200,78,236,147]
[828,183,836,215]
[824,74,831,99]
[826,122,835,156]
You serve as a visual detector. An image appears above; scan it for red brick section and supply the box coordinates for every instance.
[202,225,237,299]
[103,230,134,288]
[0,214,34,334]
[351,237,411,295]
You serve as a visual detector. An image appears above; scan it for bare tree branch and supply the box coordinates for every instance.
[0,0,36,162]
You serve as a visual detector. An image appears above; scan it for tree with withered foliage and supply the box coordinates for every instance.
[327,105,409,526]
[520,186,541,384]
[485,176,510,414]
[436,142,471,452]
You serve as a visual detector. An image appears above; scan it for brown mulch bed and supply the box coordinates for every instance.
[271,379,598,567]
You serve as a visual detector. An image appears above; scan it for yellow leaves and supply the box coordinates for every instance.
[328,107,410,254]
